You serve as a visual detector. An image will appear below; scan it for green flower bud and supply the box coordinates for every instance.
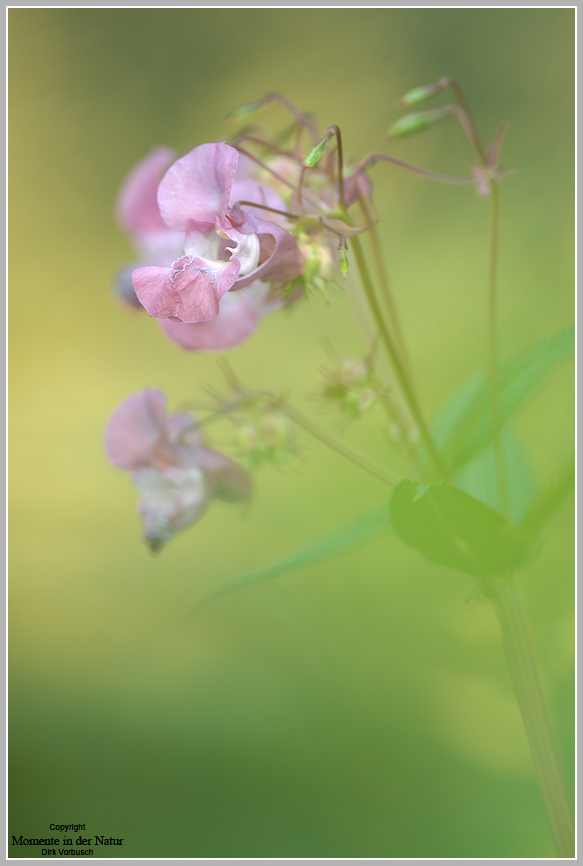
[303,139,330,169]
[398,80,449,107]
[339,249,349,276]
[389,108,451,139]
[226,99,265,119]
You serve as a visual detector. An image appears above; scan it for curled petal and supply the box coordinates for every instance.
[104,389,169,470]
[116,148,178,243]
[133,255,241,323]
[160,291,259,351]
[234,217,302,289]
[158,142,239,231]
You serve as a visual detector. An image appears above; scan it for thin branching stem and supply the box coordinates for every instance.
[278,403,397,486]
[443,78,488,165]
[326,125,345,207]
[233,200,300,220]
[356,152,476,186]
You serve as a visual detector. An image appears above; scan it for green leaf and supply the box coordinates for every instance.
[455,427,537,524]
[521,459,574,546]
[389,480,527,583]
[430,325,574,473]
[193,508,391,612]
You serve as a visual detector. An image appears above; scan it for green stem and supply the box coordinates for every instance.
[350,234,451,482]
[488,183,508,515]
[444,78,487,165]
[358,196,413,385]
[491,581,574,857]
[280,404,397,487]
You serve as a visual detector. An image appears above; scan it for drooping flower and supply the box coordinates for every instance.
[132,142,303,326]
[105,389,251,549]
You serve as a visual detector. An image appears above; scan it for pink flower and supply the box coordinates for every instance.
[132,142,302,325]
[113,148,185,308]
[105,389,251,549]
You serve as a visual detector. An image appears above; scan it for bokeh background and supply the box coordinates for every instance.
[9,8,574,858]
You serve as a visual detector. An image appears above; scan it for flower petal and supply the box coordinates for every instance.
[233,218,302,289]
[133,255,241,323]
[158,142,239,231]
[160,291,259,351]
[230,176,288,226]
[104,389,168,470]
[116,148,178,243]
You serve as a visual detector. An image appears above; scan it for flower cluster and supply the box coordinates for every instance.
[105,389,251,549]
[108,89,502,549]
[113,111,375,353]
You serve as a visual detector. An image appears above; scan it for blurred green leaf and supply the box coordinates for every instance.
[194,507,391,611]
[389,480,527,582]
[455,426,537,523]
[521,458,574,546]
[430,325,574,473]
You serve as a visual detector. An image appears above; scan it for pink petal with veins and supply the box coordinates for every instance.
[133,256,241,323]
[158,142,239,231]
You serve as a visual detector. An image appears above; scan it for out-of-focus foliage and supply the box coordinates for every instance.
[9,8,573,858]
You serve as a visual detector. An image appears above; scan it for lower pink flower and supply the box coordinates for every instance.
[105,389,251,549]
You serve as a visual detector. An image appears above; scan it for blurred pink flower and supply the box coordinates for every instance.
[105,389,251,549]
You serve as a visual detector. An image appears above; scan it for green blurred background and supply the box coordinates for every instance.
[9,8,574,858]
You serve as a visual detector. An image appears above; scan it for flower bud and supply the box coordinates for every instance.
[226,99,265,119]
[339,248,349,276]
[397,80,448,108]
[337,357,368,387]
[261,412,291,449]
[235,406,295,467]
[389,108,451,139]
[303,139,331,169]
[316,354,377,420]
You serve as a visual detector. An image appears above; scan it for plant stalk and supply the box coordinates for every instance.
[350,234,451,482]
[488,183,508,516]
[280,404,397,487]
[358,195,412,383]
[491,581,574,857]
